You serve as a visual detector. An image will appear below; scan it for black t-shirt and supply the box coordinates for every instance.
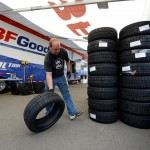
[44,48,69,77]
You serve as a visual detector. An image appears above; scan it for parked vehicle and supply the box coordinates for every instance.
[0,55,45,94]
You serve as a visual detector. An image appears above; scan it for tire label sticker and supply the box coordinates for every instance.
[99,42,108,47]
[139,25,150,32]
[135,53,146,58]
[122,66,131,71]
[90,66,96,72]
[130,40,141,47]
[90,113,96,119]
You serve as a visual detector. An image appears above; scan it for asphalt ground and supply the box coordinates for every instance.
[0,83,149,150]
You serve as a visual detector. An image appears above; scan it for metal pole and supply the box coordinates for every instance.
[24,65,26,82]
[0,0,133,13]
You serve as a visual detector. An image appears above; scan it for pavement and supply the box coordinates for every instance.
[0,83,149,150]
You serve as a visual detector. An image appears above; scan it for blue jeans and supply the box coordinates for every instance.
[45,75,77,116]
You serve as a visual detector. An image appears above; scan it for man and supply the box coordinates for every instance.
[44,38,83,120]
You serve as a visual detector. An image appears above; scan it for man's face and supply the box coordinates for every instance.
[50,42,60,55]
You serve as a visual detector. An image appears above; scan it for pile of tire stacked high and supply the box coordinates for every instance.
[119,21,150,129]
[87,27,118,124]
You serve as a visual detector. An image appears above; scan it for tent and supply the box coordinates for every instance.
[0,0,150,57]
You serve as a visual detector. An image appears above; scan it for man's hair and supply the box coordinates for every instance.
[49,38,60,47]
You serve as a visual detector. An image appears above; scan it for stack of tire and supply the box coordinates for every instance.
[10,82,45,95]
[10,82,34,95]
[119,21,150,129]
[87,27,118,124]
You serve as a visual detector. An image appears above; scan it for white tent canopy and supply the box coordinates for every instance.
[0,0,150,52]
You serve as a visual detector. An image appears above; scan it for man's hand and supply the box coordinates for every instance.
[48,89,54,92]
[67,71,71,79]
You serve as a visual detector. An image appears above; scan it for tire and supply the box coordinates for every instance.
[0,77,9,94]
[119,100,150,115]
[120,111,150,129]
[88,98,118,112]
[120,63,150,76]
[18,82,33,95]
[23,92,65,132]
[10,82,20,95]
[88,87,118,99]
[87,39,117,54]
[88,64,118,76]
[89,108,118,124]
[119,21,150,40]
[119,35,150,52]
[33,82,45,94]
[119,88,150,103]
[88,76,118,87]
[119,50,150,63]
[88,51,117,64]
[119,76,150,88]
[88,27,117,43]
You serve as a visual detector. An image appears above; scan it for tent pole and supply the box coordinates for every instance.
[0,0,133,13]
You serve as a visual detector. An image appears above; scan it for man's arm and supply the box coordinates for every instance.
[46,72,53,90]
[66,60,70,72]
[66,61,71,79]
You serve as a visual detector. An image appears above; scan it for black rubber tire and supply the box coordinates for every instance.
[89,108,118,124]
[87,39,117,54]
[0,77,9,94]
[120,63,150,76]
[33,82,45,94]
[88,98,118,112]
[120,111,150,129]
[24,92,65,132]
[10,82,20,95]
[119,21,150,40]
[88,64,118,76]
[18,82,33,95]
[119,88,150,103]
[88,27,117,43]
[119,76,150,88]
[88,76,118,87]
[88,51,117,64]
[119,35,150,52]
[119,100,150,115]
[119,49,150,63]
[88,87,118,100]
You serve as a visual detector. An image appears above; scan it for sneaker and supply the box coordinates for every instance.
[69,115,76,120]
[69,111,83,120]
[75,111,83,117]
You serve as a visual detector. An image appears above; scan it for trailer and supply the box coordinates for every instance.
[0,55,46,94]
[0,55,88,94]
[66,59,88,84]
